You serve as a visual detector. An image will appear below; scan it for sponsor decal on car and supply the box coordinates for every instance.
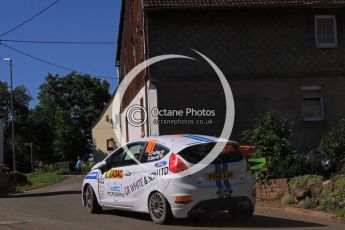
[145,140,157,153]
[183,135,215,143]
[124,167,169,195]
[125,170,132,176]
[105,182,125,198]
[85,171,98,180]
[154,160,167,168]
[109,182,122,192]
[147,150,164,162]
[105,169,124,179]
[107,192,125,197]
[98,178,105,196]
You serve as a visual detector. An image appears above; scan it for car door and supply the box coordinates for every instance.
[132,141,170,206]
[98,142,146,207]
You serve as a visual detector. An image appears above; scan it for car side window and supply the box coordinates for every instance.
[141,143,170,163]
[108,142,146,168]
[107,148,126,168]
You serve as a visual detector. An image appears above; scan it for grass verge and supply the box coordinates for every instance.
[20,172,64,191]
[0,172,64,194]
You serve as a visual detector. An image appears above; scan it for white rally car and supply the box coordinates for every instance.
[82,135,256,224]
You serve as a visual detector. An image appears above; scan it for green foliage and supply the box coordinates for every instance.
[17,172,63,191]
[289,175,324,191]
[243,111,323,179]
[319,119,345,174]
[0,81,35,172]
[243,111,293,179]
[322,188,333,198]
[297,197,315,209]
[82,162,96,173]
[55,161,73,175]
[0,82,32,122]
[318,189,345,210]
[36,73,110,161]
[336,208,345,218]
[334,175,345,189]
[281,194,296,205]
[1,172,63,194]
[289,175,323,199]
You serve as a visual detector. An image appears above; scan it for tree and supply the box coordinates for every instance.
[0,81,32,171]
[36,73,111,161]
[319,118,345,174]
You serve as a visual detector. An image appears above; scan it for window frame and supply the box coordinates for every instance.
[106,141,147,168]
[301,85,325,122]
[314,15,338,48]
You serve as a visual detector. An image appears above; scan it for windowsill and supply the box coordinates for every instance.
[303,119,325,122]
[315,44,338,49]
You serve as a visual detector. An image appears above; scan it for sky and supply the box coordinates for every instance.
[0,0,122,107]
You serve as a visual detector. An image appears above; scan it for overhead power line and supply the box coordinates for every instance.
[0,39,117,45]
[0,42,118,80]
[0,0,61,38]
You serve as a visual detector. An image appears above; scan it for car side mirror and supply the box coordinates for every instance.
[98,162,108,173]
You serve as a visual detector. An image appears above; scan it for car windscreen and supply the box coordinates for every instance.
[177,142,243,164]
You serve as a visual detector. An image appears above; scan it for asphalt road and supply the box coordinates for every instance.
[0,176,344,230]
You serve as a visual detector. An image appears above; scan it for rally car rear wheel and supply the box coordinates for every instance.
[148,192,172,224]
[229,201,254,222]
[85,185,102,214]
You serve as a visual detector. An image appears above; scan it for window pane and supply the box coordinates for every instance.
[302,98,322,121]
[316,17,336,44]
[141,144,170,163]
[108,148,125,167]
[125,144,144,160]
[178,143,243,164]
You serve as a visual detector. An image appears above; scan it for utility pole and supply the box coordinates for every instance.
[30,142,33,172]
[3,58,16,172]
[24,142,34,172]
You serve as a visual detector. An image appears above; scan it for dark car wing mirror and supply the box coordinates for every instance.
[98,162,108,174]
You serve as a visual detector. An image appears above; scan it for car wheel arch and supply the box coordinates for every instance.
[82,183,91,206]
[83,183,101,206]
[147,190,171,209]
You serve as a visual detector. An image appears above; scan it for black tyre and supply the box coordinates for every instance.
[148,192,173,224]
[85,185,102,214]
[230,202,254,222]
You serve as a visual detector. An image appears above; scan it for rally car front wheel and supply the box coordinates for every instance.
[85,185,102,214]
[148,192,173,224]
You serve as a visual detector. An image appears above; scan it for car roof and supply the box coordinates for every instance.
[141,134,233,152]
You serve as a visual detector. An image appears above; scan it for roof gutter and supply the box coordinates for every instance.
[143,4,345,11]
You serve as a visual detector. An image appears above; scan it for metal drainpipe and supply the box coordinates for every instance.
[143,10,150,137]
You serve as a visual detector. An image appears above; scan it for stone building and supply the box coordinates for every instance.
[92,0,345,154]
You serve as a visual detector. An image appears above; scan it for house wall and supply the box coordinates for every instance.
[92,102,117,157]
[147,81,159,136]
[145,8,345,152]
[120,86,147,143]
[117,0,147,112]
